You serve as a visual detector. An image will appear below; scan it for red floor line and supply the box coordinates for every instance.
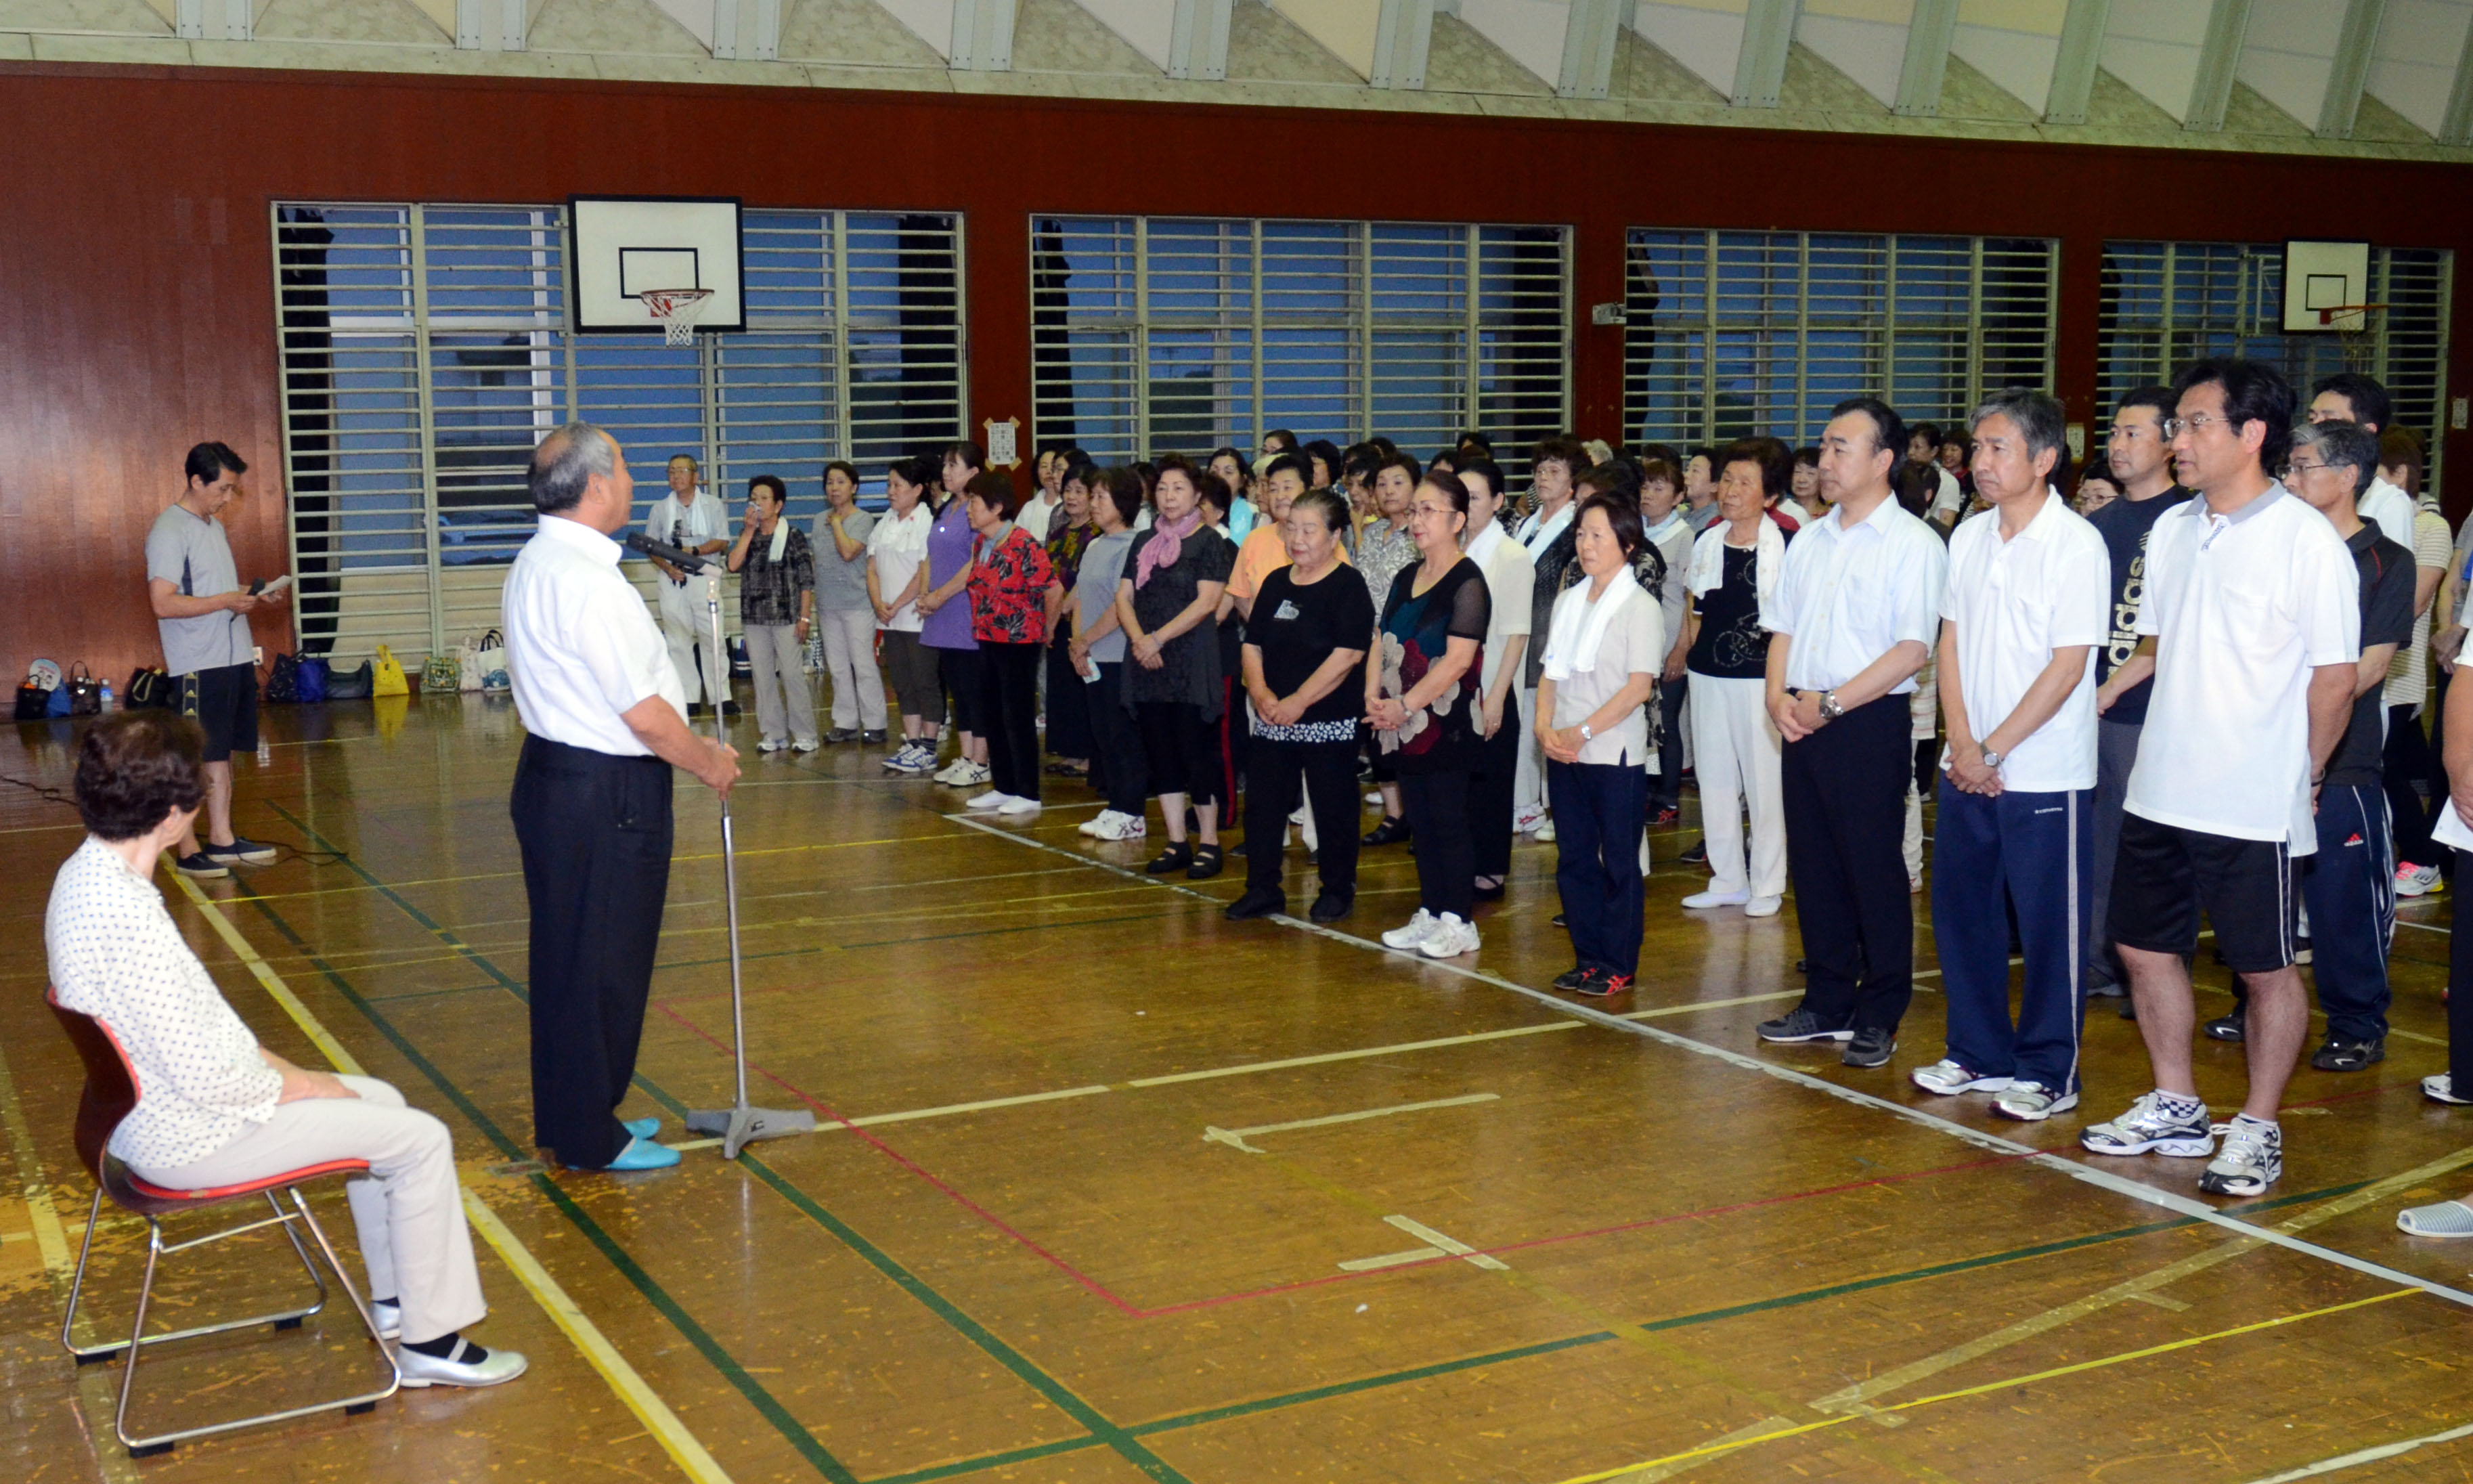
[653,999,2063,1319]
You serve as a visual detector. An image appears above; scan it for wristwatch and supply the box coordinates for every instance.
[1817,690,1845,722]
[1979,747,2005,770]
[1579,723,1595,742]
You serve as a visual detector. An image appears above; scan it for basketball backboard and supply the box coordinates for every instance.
[2282,240,2371,333]
[569,195,745,335]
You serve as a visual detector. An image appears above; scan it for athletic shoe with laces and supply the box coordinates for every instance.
[932,757,973,783]
[200,836,279,866]
[2310,1035,2384,1072]
[957,760,992,786]
[1418,913,1480,959]
[1841,1026,1896,1068]
[1552,965,1591,992]
[1910,1060,2011,1096]
[759,737,787,754]
[171,852,231,879]
[2080,1092,2215,1158]
[2396,860,2444,897]
[1755,1007,1853,1043]
[2204,1007,2246,1043]
[2198,1117,2282,1196]
[1382,909,1441,949]
[883,744,928,772]
[1573,967,1632,997]
[1514,804,1548,835]
[965,789,1008,808]
[1532,817,1556,843]
[1088,810,1147,842]
[793,738,820,754]
[1992,1082,2079,1121]
[2424,1072,2473,1106]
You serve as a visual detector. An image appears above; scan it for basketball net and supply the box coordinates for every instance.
[638,287,714,347]
[2319,303,2385,374]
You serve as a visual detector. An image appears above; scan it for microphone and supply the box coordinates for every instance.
[621,531,717,574]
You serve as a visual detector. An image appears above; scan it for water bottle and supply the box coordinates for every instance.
[98,680,114,712]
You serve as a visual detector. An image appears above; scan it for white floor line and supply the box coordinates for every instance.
[1336,1246,1448,1271]
[1129,1023,1579,1087]
[2396,917,2452,934]
[1385,1215,1510,1271]
[1202,1093,1499,1154]
[2239,1419,2473,1483]
[943,812,2473,1312]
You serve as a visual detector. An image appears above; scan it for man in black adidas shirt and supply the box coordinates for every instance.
[2086,387,2193,1003]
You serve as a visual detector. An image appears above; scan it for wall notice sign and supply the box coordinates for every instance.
[985,417,1021,469]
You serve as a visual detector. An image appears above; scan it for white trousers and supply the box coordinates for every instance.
[817,607,888,730]
[656,572,725,705]
[746,622,819,746]
[1687,672,1787,897]
[134,1076,483,1347]
[1514,685,1546,816]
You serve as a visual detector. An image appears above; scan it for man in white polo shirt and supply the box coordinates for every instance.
[1916,390,2109,1121]
[2082,359,2359,1198]
[644,454,732,717]
[1757,397,1948,1069]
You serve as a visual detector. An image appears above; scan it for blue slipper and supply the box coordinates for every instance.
[623,1116,661,1139]
[601,1135,680,1172]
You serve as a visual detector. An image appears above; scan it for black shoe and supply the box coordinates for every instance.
[824,728,859,743]
[1145,843,1193,875]
[1224,888,1284,921]
[1794,958,1808,974]
[1229,841,1250,859]
[1363,815,1411,846]
[1308,892,1353,923]
[861,728,887,744]
[2118,997,2138,1020]
[1757,1007,1853,1044]
[1679,841,1707,865]
[720,700,743,717]
[2204,1009,2246,1043]
[1551,911,1567,928]
[1575,967,1633,998]
[171,851,231,879]
[2311,1035,2385,1072]
[687,702,710,718]
[1841,1026,1896,1068]
[1471,878,1506,902]
[1187,844,1225,880]
[1553,965,1591,992]
[201,835,280,866]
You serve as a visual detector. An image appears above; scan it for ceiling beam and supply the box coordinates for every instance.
[145,0,250,40]
[1168,0,1234,80]
[1894,0,1963,117]
[2183,0,2252,132]
[2042,0,2109,123]
[1559,0,1624,99]
[1733,0,1799,108]
[1371,0,1435,89]
[874,0,1016,68]
[2447,11,2473,145]
[2315,0,2386,137]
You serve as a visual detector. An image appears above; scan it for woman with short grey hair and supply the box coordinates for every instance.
[811,460,885,743]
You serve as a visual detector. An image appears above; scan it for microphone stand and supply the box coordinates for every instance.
[623,533,815,1159]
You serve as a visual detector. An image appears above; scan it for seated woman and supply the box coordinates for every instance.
[45,712,525,1389]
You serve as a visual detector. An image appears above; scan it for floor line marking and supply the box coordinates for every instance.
[173,871,756,1484]
[2240,1418,2473,1483]
[1203,1093,1499,1153]
[937,814,2473,1313]
[1336,1246,1447,1271]
[1384,1215,1511,1271]
[1556,1288,2422,1484]
[1126,1022,1579,1086]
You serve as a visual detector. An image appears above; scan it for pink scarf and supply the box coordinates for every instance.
[1134,508,1202,590]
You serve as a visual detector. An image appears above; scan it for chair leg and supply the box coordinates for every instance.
[62,1188,110,1363]
[288,1187,398,1394]
[66,1188,334,1360]
[267,1190,330,1330]
[115,1221,170,1458]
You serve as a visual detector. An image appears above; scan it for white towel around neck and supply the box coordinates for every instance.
[767,518,791,565]
[1541,565,1643,682]
[1687,514,1783,601]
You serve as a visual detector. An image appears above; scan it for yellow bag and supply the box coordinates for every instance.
[372,645,410,698]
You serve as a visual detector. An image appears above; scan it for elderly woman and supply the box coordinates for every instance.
[1538,494,1663,995]
[869,455,942,774]
[45,713,525,1387]
[917,441,990,789]
[1368,471,1491,959]
[1456,458,1535,902]
[1638,456,1695,825]
[1072,469,1150,842]
[1118,456,1238,878]
[726,475,818,755]
[1682,439,1792,918]
[1041,463,1100,779]
[1357,453,1425,846]
[811,460,885,744]
[1226,487,1374,925]
[961,470,1053,816]
[1513,437,1588,840]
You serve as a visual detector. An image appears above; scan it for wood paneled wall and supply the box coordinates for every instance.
[5,61,2472,683]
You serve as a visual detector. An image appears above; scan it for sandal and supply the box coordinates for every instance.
[1187,844,1225,880]
[1145,842,1194,876]
[1362,815,1412,846]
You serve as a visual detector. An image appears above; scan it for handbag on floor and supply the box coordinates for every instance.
[294,655,331,704]
[423,649,460,694]
[325,659,374,700]
[264,652,301,705]
[64,663,102,716]
[17,659,61,721]
[457,633,486,692]
[372,645,410,697]
[475,628,510,692]
[125,665,173,710]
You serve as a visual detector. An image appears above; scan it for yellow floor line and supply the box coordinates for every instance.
[1559,1288,2421,1483]
[166,871,735,1484]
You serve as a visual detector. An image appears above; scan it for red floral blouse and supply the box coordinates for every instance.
[968,525,1055,645]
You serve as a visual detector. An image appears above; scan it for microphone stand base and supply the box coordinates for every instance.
[684,1105,816,1160]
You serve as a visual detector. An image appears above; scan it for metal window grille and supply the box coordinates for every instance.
[272,203,966,664]
[1624,230,2057,450]
[2097,241,2453,482]
[1031,216,1571,480]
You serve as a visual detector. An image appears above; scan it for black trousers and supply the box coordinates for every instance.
[1086,661,1148,815]
[1652,678,1686,810]
[1246,736,1361,900]
[1137,700,1223,810]
[1781,695,1916,1032]
[938,645,986,735]
[1550,759,1647,977]
[2386,700,2441,867]
[980,640,1043,800]
[1045,636,1093,759]
[1466,710,1520,878]
[1400,767,1476,919]
[510,736,672,1169]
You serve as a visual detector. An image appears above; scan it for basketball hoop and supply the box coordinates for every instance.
[637,287,714,347]
[2317,303,2386,372]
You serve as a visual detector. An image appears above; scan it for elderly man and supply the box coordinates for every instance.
[504,424,739,1172]
[645,453,733,716]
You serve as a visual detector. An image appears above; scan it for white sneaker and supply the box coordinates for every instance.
[1078,812,1106,836]
[792,739,820,754]
[1289,803,1311,825]
[1419,913,1481,958]
[998,795,1042,816]
[2397,861,2445,898]
[1912,1059,2013,1096]
[933,758,973,784]
[1365,791,1385,806]
[1681,889,1751,910]
[1533,817,1556,843]
[1992,1083,2080,1121]
[1382,909,1441,949]
[1088,810,1148,842]
[1514,804,1548,835]
[959,760,992,786]
[1745,895,1782,918]
[758,737,787,754]
[966,789,1009,809]
[2425,1072,2473,1106]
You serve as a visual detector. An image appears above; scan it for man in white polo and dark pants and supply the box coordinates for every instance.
[2083,359,2359,1198]
[1914,389,2109,1121]
[505,423,740,1173]
[645,453,733,716]
[1757,397,1948,1069]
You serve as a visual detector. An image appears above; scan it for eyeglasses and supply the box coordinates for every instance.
[2161,413,2237,439]
[2279,461,2339,479]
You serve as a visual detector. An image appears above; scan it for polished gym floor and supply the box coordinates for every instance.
[3,693,2471,1484]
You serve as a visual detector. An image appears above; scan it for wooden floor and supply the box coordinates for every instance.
[5,693,2473,1484]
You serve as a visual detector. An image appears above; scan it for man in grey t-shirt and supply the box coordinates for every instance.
[144,441,287,877]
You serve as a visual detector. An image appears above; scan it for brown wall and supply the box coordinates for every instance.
[6,60,2473,685]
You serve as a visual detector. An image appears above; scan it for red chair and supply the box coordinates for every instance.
[49,989,399,1457]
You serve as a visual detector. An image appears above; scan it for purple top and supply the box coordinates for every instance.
[920,496,980,651]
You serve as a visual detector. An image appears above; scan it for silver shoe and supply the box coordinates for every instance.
[397,1336,529,1389]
